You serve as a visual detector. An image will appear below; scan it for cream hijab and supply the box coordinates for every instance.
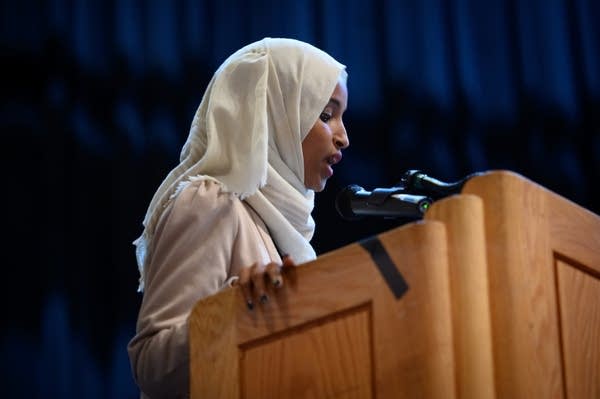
[134,37,347,291]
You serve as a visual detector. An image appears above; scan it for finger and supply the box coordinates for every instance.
[238,263,256,310]
[265,262,282,288]
[279,255,298,287]
[281,254,296,269]
[250,264,269,305]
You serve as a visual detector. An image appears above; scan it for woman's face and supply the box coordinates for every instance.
[302,81,349,192]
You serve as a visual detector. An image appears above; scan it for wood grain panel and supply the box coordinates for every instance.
[240,304,372,399]
[556,258,600,399]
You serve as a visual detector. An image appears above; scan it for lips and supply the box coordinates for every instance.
[326,152,343,166]
[323,152,342,179]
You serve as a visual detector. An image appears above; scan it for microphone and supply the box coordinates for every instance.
[335,184,433,221]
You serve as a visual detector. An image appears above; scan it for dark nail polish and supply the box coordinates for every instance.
[260,294,269,304]
[246,300,254,310]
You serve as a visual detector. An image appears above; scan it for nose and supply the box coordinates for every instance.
[334,123,349,150]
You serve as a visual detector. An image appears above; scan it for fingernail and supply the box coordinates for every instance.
[260,294,269,304]
[246,300,254,310]
[282,255,293,266]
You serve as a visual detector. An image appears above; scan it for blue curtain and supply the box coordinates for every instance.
[1,0,598,397]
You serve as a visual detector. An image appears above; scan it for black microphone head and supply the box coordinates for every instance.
[335,184,364,221]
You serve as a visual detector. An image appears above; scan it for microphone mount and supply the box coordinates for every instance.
[399,170,482,200]
[335,170,482,221]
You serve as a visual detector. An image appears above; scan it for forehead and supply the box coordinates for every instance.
[330,81,348,110]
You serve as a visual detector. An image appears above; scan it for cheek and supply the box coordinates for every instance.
[302,123,332,166]
[302,129,320,162]
[301,141,313,181]
[301,140,310,167]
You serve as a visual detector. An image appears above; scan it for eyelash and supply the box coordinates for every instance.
[320,112,332,123]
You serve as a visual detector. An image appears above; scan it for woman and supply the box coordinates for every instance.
[128,37,349,398]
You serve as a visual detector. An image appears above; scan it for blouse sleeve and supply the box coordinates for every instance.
[127,180,239,398]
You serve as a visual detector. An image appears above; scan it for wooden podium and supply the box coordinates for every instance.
[189,171,600,398]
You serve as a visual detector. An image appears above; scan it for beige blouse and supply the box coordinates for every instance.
[128,179,282,398]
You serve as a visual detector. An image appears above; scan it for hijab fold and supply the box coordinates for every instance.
[134,38,347,291]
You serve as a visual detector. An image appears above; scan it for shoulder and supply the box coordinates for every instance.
[173,177,236,212]
[165,178,247,225]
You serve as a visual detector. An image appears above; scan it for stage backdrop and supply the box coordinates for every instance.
[2,0,598,397]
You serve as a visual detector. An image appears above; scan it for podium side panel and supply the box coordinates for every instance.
[464,170,600,399]
[556,259,600,399]
[190,289,239,398]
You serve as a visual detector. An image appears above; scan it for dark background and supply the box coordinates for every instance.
[2,0,598,397]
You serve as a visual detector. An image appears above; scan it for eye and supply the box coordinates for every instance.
[319,112,332,123]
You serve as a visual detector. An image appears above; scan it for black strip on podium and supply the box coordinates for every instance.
[360,236,409,299]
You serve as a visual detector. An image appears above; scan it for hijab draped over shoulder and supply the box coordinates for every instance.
[134,37,347,291]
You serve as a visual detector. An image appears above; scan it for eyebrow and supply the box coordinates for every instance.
[328,98,344,110]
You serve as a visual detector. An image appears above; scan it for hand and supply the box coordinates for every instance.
[236,255,295,310]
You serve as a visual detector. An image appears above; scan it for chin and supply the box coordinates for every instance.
[305,180,326,192]
[313,180,327,192]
